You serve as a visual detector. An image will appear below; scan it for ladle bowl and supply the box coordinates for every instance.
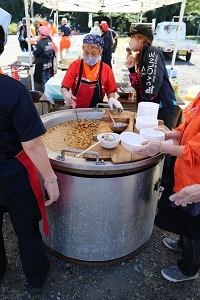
[97,132,121,149]
[109,123,128,134]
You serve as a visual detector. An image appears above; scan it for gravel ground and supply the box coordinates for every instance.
[1,38,200,300]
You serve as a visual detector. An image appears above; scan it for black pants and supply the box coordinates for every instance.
[155,156,200,276]
[177,236,200,276]
[19,40,28,52]
[0,189,49,287]
[157,112,175,188]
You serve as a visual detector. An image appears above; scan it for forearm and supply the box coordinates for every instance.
[160,141,184,157]
[166,129,182,140]
[61,86,69,95]
[107,92,115,99]
[22,137,56,181]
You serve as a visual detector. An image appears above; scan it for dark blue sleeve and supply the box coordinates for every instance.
[0,75,46,145]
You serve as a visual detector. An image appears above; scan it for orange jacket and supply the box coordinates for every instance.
[174,97,200,192]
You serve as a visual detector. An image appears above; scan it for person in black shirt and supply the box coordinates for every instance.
[18,17,28,52]
[100,21,113,68]
[60,17,71,62]
[33,26,54,92]
[0,8,59,290]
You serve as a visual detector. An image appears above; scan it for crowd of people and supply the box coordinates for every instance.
[1,6,200,291]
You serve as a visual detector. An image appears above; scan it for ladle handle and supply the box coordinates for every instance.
[75,136,108,158]
[108,111,116,126]
[74,107,80,126]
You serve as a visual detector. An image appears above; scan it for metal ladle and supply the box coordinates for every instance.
[108,111,116,126]
[108,111,128,133]
[74,107,80,126]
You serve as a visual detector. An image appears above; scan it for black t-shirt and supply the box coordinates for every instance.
[0,74,46,193]
[61,24,71,36]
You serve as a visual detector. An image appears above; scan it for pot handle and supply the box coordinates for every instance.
[56,149,105,165]
[96,103,122,113]
[154,177,162,191]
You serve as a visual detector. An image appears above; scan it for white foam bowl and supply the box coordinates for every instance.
[138,102,159,109]
[135,116,158,130]
[97,133,121,149]
[140,128,165,141]
[120,132,145,152]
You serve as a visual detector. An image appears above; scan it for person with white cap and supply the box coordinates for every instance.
[33,25,54,92]
[59,17,71,62]
[90,21,101,36]
[0,8,60,291]
[61,34,123,110]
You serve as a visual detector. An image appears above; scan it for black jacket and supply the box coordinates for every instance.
[33,37,53,64]
[129,45,176,116]
[101,31,113,67]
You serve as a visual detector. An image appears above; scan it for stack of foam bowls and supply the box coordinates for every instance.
[139,128,165,142]
[135,116,158,131]
[137,102,159,118]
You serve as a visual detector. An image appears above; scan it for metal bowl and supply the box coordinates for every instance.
[109,122,128,133]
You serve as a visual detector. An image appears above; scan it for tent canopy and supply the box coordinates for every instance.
[33,0,182,13]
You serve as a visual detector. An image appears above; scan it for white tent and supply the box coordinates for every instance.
[25,0,186,90]
[33,0,182,13]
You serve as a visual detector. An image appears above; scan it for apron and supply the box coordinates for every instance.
[60,36,71,50]
[74,60,103,108]
[0,140,49,237]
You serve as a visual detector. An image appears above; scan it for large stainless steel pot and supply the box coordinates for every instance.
[41,109,164,264]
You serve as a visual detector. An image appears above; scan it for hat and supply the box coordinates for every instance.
[0,8,11,45]
[127,24,153,42]
[22,17,26,24]
[100,21,109,32]
[39,26,51,36]
[83,34,104,48]
[49,19,54,24]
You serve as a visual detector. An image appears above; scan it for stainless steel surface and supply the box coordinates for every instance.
[41,109,164,263]
[43,162,163,262]
[41,109,164,175]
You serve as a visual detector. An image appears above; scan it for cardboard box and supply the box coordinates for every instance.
[17,53,35,64]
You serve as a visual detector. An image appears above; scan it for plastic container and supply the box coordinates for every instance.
[128,87,136,102]
[166,67,178,78]
[170,79,179,98]
[128,92,134,102]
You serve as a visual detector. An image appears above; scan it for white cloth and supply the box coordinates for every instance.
[0,8,11,44]
[90,26,101,36]
[44,76,63,104]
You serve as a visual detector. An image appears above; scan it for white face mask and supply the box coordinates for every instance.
[83,55,101,66]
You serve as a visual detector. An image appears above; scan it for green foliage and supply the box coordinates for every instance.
[8,23,18,35]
